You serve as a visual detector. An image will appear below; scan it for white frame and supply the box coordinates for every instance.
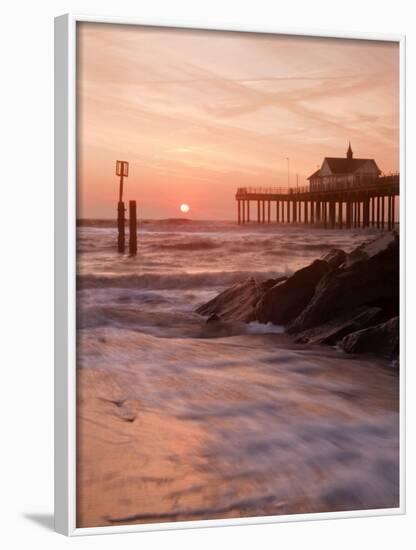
[54,13,406,536]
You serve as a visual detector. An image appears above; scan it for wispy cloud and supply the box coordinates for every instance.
[77,23,399,219]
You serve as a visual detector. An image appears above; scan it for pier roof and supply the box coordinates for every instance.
[308,157,381,179]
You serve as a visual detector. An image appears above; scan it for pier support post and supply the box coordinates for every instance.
[276,201,280,223]
[387,196,392,230]
[267,200,271,223]
[117,201,126,253]
[376,197,380,228]
[338,201,343,228]
[304,201,308,224]
[293,201,297,224]
[129,200,137,255]
[371,197,375,227]
[381,196,385,230]
[257,200,260,223]
[310,201,315,225]
[247,200,250,223]
[392,196,395,229]
[262,200,265,224]
[330,201,336,229]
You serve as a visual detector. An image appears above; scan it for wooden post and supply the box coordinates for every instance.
[304,201,308,224]
[262,200,265,224]
[311,201,315,225]
[371,196,375,227]
[247,201,250,223]
[257,200,260,223]
[115,160,129,252]
[387,196,392,231]
[338,201,343,228]
[237,200,241,224]
[117,201,125,253]
[267,200,271,223]
[129,200,137,255]
[381,196,385,230]
[293,201,297,223]
[276,201,280,223]
[392,196,395,229]
[331,202,336,229]
[376,196,380,228]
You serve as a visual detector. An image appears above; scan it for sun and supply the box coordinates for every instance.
[180,203,190,213]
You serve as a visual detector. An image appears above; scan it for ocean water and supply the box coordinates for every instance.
[76,220,399,522]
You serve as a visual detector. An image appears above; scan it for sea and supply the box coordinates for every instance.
[76,219,399,519]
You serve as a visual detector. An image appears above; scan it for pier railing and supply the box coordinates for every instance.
[235,174,399,229]
[236,174,399,198]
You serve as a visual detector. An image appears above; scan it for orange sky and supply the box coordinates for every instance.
[76,23,399,220]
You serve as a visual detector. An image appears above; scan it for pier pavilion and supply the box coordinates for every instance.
[236,145,399,230]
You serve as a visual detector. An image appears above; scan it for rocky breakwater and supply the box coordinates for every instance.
[196,232,399,360]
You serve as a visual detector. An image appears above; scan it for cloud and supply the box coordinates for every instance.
[76,23,399,219]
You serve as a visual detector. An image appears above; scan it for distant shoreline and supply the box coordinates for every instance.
[76,218,228,227]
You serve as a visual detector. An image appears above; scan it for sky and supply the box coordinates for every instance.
[76,23,400,220]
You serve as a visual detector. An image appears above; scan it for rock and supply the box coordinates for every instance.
[256,260,330,325]
[288,233,399,334]
[260,277,287,292]
[206,313,221,323]
[321,248,347,269]
[343,231,397,268]
[341,317,399,358]
[196,276,286,323]
[295,306,385,345]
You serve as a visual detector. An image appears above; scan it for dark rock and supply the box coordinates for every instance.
[260,277,288,292]
[321,248,347,270]
[341,317,399,358]
[288,233,399,334]
[196,277,266,323]
[344,231,397,268]
[256,260,330,325]
[294,306,385,345]
[206,313,221,323]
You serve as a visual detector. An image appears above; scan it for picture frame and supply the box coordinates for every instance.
[54,13,406,536]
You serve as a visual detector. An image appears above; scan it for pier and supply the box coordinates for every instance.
[236,175,399,230]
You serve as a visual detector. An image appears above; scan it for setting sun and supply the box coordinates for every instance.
[180,203,190,213]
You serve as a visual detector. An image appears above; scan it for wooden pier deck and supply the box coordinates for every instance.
[235,175,399,230]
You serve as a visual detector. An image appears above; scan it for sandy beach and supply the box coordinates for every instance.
[76,324,398,527]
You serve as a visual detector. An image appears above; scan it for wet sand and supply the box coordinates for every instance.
[76,332,399,528]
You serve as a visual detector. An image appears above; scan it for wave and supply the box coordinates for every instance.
[77,269,286,291]
[156,239,220,251]
[77,219,116,228]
